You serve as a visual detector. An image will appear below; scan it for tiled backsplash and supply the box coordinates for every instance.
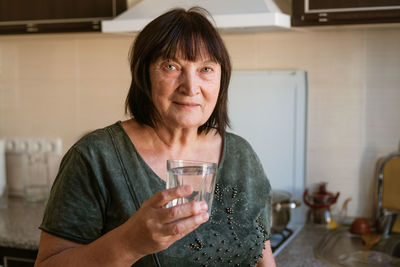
[1,27,400,218]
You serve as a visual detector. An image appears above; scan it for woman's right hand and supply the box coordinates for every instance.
[121,185,209,258]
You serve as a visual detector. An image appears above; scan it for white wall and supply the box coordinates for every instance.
[1,25,400,218]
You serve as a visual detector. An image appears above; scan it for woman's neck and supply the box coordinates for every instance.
[122,119,222,171]
[124,119,203,157]
[152,124,200,151]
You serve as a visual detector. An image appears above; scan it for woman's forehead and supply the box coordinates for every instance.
[162,47,216,62]
[158,38,218,61]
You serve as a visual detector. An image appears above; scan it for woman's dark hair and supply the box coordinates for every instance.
[125,7,231,136]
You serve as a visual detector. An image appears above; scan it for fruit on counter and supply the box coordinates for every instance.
[328,220,339,230]
[350,218,371,234]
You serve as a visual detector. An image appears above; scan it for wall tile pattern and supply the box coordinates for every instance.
[1,28,399,217]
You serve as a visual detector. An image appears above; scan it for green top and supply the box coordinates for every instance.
[40,121,271,267]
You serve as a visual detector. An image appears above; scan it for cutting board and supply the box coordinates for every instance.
[380,154,400,233]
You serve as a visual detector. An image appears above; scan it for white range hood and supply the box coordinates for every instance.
[102,0,291,33]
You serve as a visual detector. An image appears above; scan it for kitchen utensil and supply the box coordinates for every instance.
[166,159,217,215]
[350,218,371,235]
[362,233,381,251]
[271,190,301,233]
[303,182,340,224]
[338,197,352,224]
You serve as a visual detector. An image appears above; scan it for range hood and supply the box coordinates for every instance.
[102,0,291,33]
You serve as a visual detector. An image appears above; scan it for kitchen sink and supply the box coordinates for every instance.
[315,227,400,266]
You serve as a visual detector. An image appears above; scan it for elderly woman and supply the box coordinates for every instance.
[35,7,275,267]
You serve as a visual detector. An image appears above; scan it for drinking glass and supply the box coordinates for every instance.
[23,153,50,204]
[166,159,217,215]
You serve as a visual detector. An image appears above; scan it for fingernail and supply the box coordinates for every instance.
[183,185,192,193]
[201,202,208,210]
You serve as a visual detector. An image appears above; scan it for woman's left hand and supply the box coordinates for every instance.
[119,185,209,258]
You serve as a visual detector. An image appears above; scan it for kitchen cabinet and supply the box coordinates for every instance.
[0,246,37,267]
[292,0,400,26]
[0,0,127,34]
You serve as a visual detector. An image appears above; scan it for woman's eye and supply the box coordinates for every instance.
[166,64,176,70]
[202,67,212,72]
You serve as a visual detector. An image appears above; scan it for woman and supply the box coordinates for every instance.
[35,7,275,267]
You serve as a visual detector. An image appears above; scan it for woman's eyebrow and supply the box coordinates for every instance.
[163,56,179,62]
[161,56,218,65]
[202,59,218,65]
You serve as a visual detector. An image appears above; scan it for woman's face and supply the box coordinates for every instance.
[149,53,221,130]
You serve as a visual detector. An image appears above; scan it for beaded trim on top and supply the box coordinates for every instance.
[185,183,266,266]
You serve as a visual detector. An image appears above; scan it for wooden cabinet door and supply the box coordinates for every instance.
[0,0,126,21]
[292,0,400,26]
[0,247,37,267]
[0,0,127,34]
[3,256,35,267]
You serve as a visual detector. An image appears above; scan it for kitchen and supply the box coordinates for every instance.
[1,0,400,266]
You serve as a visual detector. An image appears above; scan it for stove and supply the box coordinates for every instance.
[271,225,303,256]
[271,228,293,251]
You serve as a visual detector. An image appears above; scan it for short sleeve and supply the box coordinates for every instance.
[247,139,272,241]
[258,190,272,241]
[39,147,106,244]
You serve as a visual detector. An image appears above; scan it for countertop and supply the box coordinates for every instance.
[275,224,333,267]
[0,197,45,250]
[1,198,334,265]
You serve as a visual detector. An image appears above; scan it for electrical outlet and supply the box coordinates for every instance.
[5,138,62,155]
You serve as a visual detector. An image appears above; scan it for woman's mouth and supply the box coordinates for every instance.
[173,101,200,108]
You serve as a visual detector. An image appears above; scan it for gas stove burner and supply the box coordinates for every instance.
[270,228,293,252]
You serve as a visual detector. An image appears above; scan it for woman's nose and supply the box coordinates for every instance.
[180,70,200,96]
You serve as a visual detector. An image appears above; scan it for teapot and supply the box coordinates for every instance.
[303,183,340,224]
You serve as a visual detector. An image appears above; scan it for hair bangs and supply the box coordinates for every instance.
[156,20,219,64]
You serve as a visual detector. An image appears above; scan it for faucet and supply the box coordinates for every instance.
[375,152,400,237]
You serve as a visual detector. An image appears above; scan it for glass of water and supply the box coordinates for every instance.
[166,159,217,215]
